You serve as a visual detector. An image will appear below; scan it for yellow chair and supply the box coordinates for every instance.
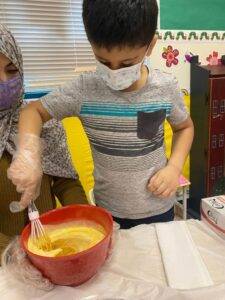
[62,117,94,203]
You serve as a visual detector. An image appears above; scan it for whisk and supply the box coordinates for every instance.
[10,200,52,251]
[28,201,52,251]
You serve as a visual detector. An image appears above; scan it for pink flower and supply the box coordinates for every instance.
[162,45,179,67]
[206,51,221,66]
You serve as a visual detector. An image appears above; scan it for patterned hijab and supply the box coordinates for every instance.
[0,24,76,178]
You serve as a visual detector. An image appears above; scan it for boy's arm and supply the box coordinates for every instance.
[148,116,194,198]
[167,116,194,173]
[19,72,84,137]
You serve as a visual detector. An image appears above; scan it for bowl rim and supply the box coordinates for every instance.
[21,204,113,261]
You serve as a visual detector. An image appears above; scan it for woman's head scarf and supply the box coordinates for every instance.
[0,24,76,179]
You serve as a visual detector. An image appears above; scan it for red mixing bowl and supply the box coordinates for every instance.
[21,204,113,286]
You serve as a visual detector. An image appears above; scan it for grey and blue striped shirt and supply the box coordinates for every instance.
[41,69,188,219]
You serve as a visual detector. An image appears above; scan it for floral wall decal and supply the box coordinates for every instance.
[184,51,194,63]
[162,45,179,67]
[206,51,221,66]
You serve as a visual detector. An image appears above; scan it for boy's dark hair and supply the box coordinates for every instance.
[82,0,158,49]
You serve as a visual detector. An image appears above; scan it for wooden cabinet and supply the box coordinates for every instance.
[189,56,225,218]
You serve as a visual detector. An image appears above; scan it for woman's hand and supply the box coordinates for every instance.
[7,134,43,210]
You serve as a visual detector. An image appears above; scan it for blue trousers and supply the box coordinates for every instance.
[113,206,174,229]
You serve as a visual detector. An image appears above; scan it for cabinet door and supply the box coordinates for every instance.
[208,77,225,195]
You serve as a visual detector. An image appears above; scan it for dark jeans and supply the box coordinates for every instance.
[113,206,174,229]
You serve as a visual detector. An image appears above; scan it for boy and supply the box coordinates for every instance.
[8,0,194,229]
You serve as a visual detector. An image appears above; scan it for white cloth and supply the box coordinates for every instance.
[156,221,213,289]
[0,220,225,300]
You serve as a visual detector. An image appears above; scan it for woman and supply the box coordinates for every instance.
[0,24,87,255]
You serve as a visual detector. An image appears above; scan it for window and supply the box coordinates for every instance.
[210,167,216,180]
[219,134,224,148]
[212,100,218,116]
[211,135,217,149]
[217,165,223,178]
[221,99,225,114]
[0,0,96,90]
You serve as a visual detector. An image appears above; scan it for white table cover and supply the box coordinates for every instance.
[0,220,225,300]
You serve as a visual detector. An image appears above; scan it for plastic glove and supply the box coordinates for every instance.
[7,133,43,211]
[106,221,120,262]
[1,237,54,291]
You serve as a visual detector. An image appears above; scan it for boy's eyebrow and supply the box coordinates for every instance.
[95,55,139,63]
[122,56,139,62]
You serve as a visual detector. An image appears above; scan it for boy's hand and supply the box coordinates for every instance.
[147,164,180,198]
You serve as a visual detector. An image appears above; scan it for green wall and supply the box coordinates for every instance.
[160,0,225,31]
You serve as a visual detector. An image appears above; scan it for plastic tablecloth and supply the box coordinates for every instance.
[0,220,225,300]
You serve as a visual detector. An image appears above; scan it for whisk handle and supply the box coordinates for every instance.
[28,201,40,221]
[29,211,39,221]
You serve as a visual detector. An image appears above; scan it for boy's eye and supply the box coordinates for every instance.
[101,61,110,67]
[121,63,133,68]
[99,60,134,69]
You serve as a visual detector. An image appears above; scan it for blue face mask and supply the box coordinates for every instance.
[0,74,23,110]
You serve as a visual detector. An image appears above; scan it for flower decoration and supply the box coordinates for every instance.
[206,51,221,66]
[162,45,179,67]
[184,51,194,63]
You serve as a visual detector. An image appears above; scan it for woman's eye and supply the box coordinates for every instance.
[7,69,18,74]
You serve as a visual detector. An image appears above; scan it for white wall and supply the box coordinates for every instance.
[150,38,225,93]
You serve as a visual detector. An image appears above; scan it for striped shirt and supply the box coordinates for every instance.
[41,69,188,219]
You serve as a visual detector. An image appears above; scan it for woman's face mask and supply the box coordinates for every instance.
[0,74,23,110]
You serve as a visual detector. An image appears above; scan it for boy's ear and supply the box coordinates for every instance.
[146,35,158,57]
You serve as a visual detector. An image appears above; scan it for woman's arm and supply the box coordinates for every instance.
[18,100,52,138]
[8,76,84,209]
[7,101,53,210]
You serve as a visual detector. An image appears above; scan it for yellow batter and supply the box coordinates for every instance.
[28,221,106,257]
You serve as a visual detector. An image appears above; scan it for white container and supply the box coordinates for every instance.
[201,195,225,239]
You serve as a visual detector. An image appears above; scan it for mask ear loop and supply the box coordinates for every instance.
[141,42,152,63]
[141,42,153,74]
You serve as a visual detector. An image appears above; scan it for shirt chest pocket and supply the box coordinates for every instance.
[137,109,166,139]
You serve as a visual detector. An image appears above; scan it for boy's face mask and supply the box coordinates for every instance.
[96,46,149,91]
[0,74,23,110]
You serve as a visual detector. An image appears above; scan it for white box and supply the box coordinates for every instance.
[201,195,225,239]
